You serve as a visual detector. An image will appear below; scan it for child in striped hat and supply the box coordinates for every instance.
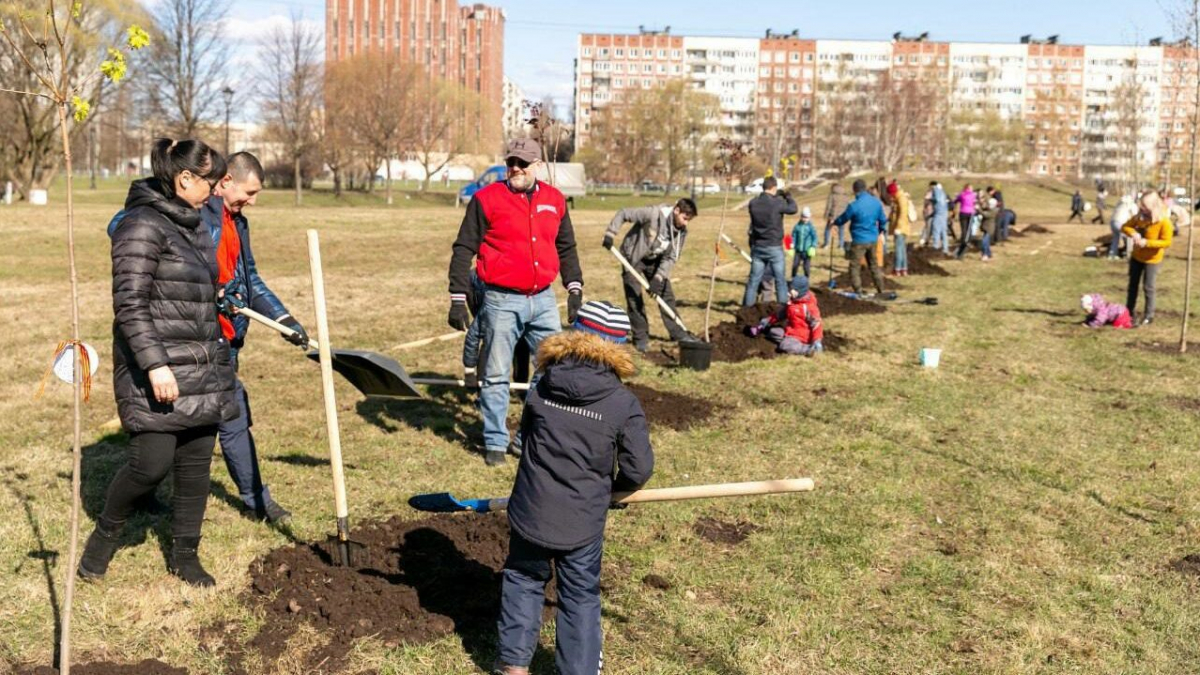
[495,300,654,675]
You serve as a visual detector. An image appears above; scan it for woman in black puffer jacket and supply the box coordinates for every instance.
[79,138,238,587]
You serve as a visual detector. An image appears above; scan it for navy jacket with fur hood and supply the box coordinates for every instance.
[507,331,654,550]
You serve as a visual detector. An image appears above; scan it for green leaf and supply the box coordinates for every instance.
[126,25,150,50]
[99,47,127,83]
[71,95,90,122]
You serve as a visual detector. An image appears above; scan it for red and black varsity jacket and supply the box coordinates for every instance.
[448,180,583,300]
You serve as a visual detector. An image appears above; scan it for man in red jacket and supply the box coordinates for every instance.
[448,138,584,466]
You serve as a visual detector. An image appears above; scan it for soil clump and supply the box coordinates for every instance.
[224,512,533,674]
[627,383,714,431]
[1021,224,1052,234]
[693,517,759,545]
[17,661,189,675]
[1170,554,1200,577]
[641,573,672,590]
[888,248,952,276]
[1133,341,1200,357]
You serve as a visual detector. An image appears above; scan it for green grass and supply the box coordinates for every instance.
[2,176,1200,673]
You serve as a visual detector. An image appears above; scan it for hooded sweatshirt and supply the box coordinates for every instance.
[955,188,977,215]
[507,331,654,550]
[1084,294,1132,329]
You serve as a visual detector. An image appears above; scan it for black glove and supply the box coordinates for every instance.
[648,275,666,297]
[448,301,471,331]
[602,234,614,250]
[216,279,246,318]
[567,291,583,324]
[278,315,309,347]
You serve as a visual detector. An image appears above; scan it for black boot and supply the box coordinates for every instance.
[77,518,123,581]
[169,536,215,587]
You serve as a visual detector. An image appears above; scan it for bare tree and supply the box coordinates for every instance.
[328,54,417,204]
[871,71,942,173]
[142,0,227,136]
[258,13,321,205]
[1169,1,1200,352]
[408,78,487,191]
[657,80,717,195]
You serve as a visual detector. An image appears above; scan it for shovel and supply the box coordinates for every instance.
[719,233,754,263]
[408,478,814,514]
[237,306,423,399]
[609,247,692,335]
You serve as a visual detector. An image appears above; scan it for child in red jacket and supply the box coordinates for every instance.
[747,275,824,355]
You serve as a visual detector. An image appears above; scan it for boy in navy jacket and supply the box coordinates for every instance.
[495,301,654,675]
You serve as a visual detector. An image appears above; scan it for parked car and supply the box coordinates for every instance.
[638,180,666,194]
[698,183,721,195]
[458,163,587,207]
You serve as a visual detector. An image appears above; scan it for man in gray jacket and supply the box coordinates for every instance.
[603,198,697,352]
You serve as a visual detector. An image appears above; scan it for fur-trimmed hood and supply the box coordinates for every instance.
[536,330,636,380]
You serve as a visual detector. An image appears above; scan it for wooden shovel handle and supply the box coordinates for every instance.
[612,478,814,505]
[719,233,754,263]
[238,306,320,350]
[607,247,690,333]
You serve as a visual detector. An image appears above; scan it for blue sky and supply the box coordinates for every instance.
[226,0,1177,109]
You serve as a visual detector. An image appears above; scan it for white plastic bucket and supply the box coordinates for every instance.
[919,348,942,368]
[29,189,48,206]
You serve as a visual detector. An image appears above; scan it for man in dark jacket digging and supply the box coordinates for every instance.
[602,198,697,352]
[495,300,654,675]
[743,176,797,306]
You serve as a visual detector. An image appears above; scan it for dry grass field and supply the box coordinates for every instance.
[2,177,1200,674]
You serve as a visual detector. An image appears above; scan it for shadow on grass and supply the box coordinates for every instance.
[355,372,484,455]
[992,306,1076,318]
[2,469,62,669]
[267,452,358,470]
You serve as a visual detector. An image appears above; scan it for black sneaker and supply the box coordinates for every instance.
[485,450,507,466]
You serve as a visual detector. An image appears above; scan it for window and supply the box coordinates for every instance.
[895,55,904,65]
[774,51,785,63]
[643,64,652,73]
[790,52,800,63]
[615,48,624,57]
[672,49,680,58]
[805,53,813,62]
[599,48,609,57]
[659,49,666,57]
[583,47,592,56]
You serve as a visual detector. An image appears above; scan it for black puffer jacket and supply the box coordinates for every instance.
[111,179,238,433]
[507,331,654,550]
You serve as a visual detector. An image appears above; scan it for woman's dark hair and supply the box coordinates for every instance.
[150,138,226,195]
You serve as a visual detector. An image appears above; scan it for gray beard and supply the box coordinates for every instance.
[509,174,533,191]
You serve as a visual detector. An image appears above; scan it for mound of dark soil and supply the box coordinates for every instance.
[17,661,188,675]
[227,512,527,674]
[832,268,902,291]
[1021,224,1052,234]
[811,289,888,317]
[627,383,714,431]
[642,573,672,590]
[709,320,852,363]
[693,517,759,545]
[1133,341,1200,357]
[889,248,952,276]
[1170,554,1200,577]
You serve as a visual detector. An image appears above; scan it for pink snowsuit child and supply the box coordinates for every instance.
[1081,293,1132,329]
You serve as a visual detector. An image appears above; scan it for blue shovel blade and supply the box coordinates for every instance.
[407,492,505,513]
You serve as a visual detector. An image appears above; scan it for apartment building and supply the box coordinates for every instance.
[574,31,686,147]
[325,0,505,148]
[574,28,1198,182]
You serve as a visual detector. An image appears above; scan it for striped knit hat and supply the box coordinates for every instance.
[573,300,631,343]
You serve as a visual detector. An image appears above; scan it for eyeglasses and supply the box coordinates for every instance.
[505,157,531,170]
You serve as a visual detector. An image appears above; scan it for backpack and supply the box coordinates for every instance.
[906,196,918,224]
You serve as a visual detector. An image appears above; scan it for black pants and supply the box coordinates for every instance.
[1068,209,1084,223]
[956,213,972,242]
[791,251,811,279]
[622,263,687,346]
[99,426,217,538]
[1127,258,1161,320]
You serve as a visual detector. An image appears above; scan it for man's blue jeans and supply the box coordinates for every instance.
[479,286,560,452]
[743,245,787,306]
[497,531,604,675]
[218,376,273,511]
[822,222,845,248]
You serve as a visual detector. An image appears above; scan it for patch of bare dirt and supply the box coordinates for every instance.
[692,517,759,545]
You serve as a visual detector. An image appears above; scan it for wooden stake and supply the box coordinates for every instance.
[307,230,352,566]
[704,189,733,342]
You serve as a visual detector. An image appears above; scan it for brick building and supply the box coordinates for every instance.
[325,0,505,150]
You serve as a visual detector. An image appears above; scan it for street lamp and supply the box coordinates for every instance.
[222,86,234,155]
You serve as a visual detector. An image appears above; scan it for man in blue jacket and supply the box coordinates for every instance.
[200,152,307,524]
[834,179,890,297]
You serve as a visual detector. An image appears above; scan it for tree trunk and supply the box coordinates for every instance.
[1181,3,1200,354]
[704,187,733,342]
[293,155,302,206]
[385,158,393,205]
[55,100,83,675]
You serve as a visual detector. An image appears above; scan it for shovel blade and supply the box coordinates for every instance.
[407,492,506,513]
[306,349,423,399]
